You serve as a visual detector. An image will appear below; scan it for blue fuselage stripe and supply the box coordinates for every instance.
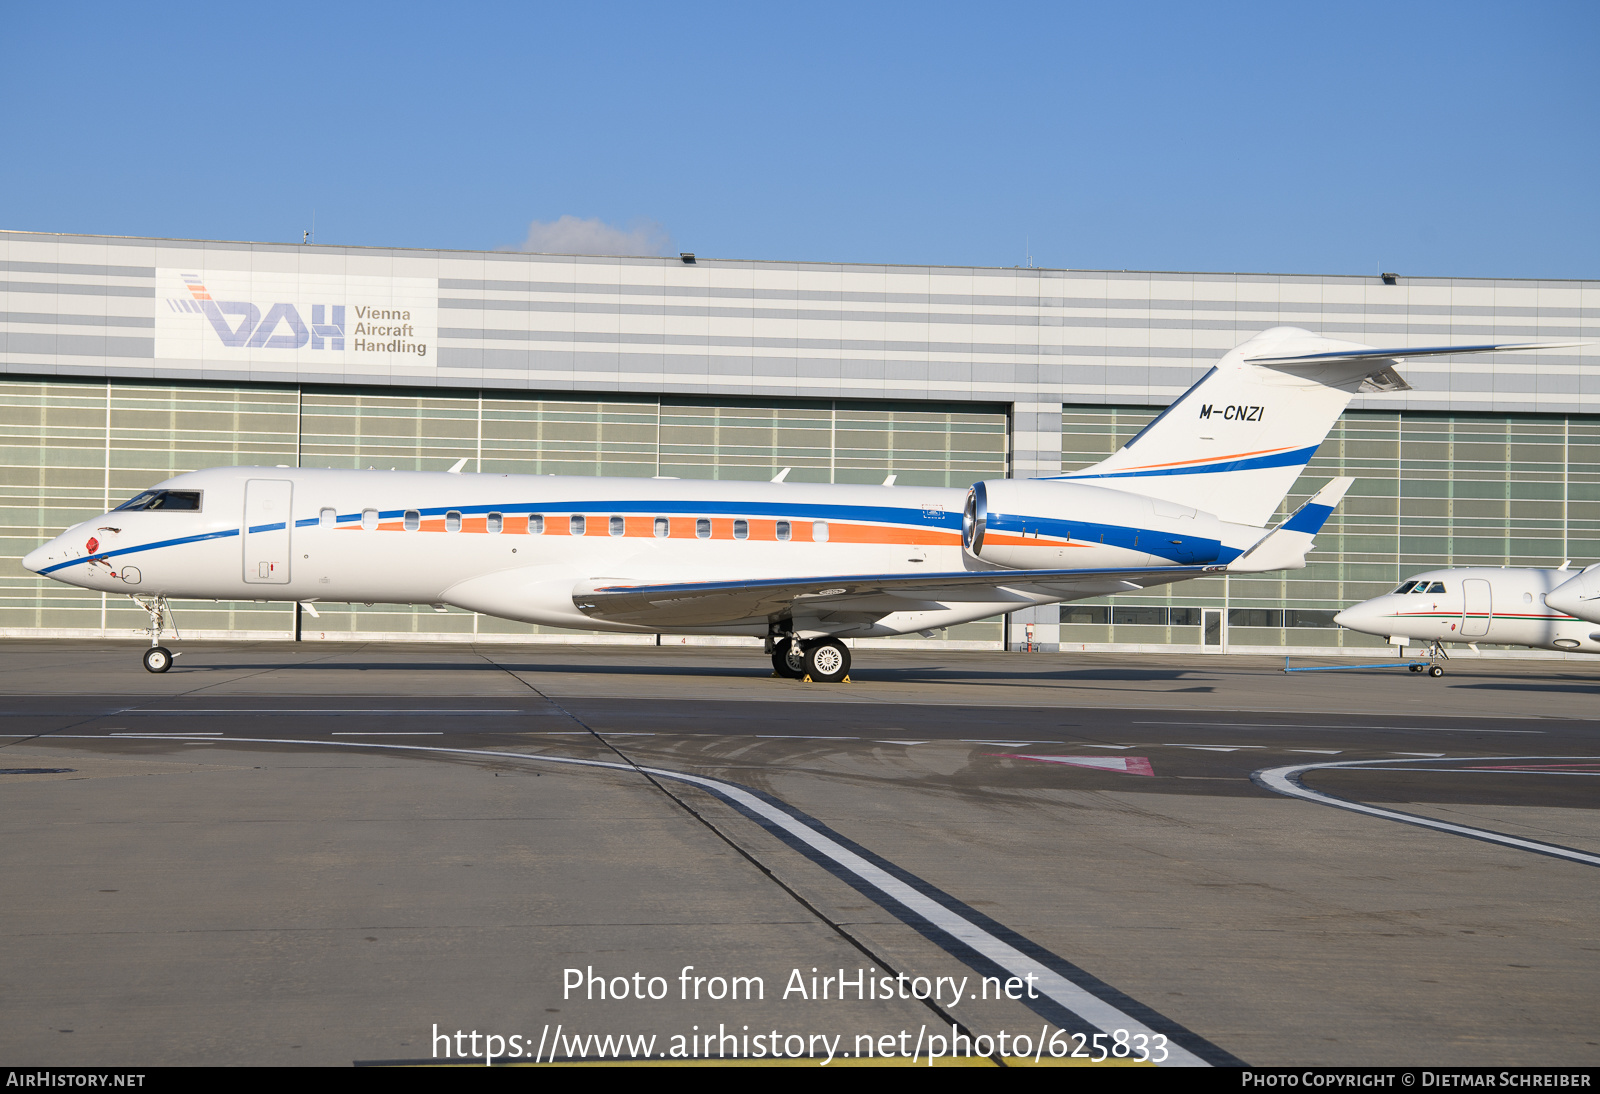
[38,527,241,575]
[1056,444,1321,481]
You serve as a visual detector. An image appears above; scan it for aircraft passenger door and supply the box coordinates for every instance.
[243,478,293,584]
[1461,578,1492,638]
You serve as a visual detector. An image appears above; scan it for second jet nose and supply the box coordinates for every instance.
[1333,602,1378,633]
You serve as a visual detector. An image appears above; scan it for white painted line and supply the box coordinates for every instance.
[127,708,527,714]
[331,732,444,736]
[50,733,1214,1066]
[1370,767,1600,777]
[875,740,929,745]
[1391,752,1446,757]
[1253,757,1600,869]
[1288,749,1342,755]
[110,732,222,737]
[1165,745,1264,752]
[961,740,1057,746]
[757,735,859,740]
[1136,721,1539,735]
[1081,744,1133,750]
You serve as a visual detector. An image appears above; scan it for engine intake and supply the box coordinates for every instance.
[963,480,1221,569]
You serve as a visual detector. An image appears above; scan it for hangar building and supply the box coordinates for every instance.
[2,229,1596,652]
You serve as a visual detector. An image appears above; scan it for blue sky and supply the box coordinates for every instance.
[4,2,1596,278]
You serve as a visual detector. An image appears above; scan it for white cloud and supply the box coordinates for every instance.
[510,215,672,256]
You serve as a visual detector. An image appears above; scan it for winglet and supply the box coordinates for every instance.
[1228,477,1354,573]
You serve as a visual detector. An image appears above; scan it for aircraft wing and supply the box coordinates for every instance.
[573,563,1225,627]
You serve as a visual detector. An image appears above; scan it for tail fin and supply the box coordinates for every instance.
[1053,327,1395,525]
[1054,327,1586,526]
[1228,477,1353,573]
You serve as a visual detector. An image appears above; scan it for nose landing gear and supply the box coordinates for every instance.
[132,594,179,673]
[1407,639,1449,677]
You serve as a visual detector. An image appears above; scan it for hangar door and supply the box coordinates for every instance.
[243,479,293,584]
[1461,578,1492,638]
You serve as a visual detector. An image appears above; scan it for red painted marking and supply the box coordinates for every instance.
[86,537,99,553]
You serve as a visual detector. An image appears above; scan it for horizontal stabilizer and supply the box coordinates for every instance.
[1228,477,1354,574]
[1244,340,1588,369]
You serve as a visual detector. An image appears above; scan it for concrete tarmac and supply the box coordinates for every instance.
[1,641,1596,1067]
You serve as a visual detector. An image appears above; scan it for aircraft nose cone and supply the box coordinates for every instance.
[1333,602,1378,633]
[22,544,52,573]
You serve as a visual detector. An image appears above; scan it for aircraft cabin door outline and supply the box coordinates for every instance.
[1461,578,1492,638]
[243,478,293,584]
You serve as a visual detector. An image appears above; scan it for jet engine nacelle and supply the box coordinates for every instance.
[963,479,1223,568]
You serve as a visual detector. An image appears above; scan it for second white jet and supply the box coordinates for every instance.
[1334,565,1600,669]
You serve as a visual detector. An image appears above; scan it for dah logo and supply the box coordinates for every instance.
[167,275,343,350]
[1198,404,1265,421]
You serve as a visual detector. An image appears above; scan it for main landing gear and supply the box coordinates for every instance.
[769,636,851,683]
[133,594,179,673]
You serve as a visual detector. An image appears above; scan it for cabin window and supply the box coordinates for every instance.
[733,519,749,540]
[776,520,791,541]
[319,507,336,528]
[812,520,829,543]
[654,517,669,538]
[1394,580,1418,594]
[609,515,625,537]
[487,512,503,533]
[696,518,711,539]
[403,510,420,531]
[528,514,544,534]
[445,510,462,532]
[361,508,378,531]
[1523,591,1533,604]
[570,514,586,536]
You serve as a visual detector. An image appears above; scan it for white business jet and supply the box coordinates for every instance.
[1544,564,1600,624]
[23,328,1580,679]
[1334,565,1600,673]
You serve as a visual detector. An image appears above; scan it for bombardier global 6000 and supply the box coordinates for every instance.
[23,327,1581,678]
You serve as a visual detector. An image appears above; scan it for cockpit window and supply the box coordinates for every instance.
[1394,580,1418,594]
[1425,582,1446,594]
[114,490,202,512]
